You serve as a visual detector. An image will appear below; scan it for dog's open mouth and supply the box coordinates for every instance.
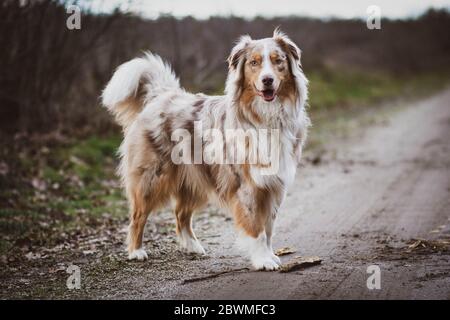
[254,84,277,102]
[262,89,275,102]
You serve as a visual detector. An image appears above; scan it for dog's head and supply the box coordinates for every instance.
[225,29,307,108]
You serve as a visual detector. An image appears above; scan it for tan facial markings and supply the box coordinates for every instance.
[249,53,262,67]
[244,52,263,93]
[243,46,290,90]
[237,39,298,110]
[269,52,289,80]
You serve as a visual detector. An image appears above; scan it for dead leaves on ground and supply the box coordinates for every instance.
[275,247,296,256]
[406,238,449,253]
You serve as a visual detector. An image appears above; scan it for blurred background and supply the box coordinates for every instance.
[0,1,450,293]
[1,0,450,134]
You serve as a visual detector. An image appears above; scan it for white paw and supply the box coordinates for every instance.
[271,253,282,265]
[180,238,206,255]
[179,230,206,255]
[252,255,281,271]
[128,248,148,261]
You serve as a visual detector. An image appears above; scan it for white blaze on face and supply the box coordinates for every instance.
[259,43,273,87]
[256,41,281,92]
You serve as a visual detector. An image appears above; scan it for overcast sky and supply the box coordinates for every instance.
[90,0,450,19]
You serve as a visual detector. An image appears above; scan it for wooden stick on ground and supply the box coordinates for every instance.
[182,268,250,284]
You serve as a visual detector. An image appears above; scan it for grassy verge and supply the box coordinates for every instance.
[308,69,449,110]
[306,69,450,150]
[0,135,125,256]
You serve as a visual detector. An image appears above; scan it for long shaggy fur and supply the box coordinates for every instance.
[101,31,310,270]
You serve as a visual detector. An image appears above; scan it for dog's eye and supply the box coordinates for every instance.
[250,60,258,66]
[275,58,283,65]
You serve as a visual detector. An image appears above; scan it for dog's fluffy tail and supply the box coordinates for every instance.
[102,52,180,130]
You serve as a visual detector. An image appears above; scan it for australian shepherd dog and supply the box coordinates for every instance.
[101,29,310,270]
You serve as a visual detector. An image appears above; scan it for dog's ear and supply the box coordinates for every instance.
[225,35,252,100]
[273,28,308,109]
[273,28,302,65]
[227,35,252,70]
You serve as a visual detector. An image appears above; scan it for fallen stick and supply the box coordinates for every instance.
[182,256,322,283]
[182,268,250,284]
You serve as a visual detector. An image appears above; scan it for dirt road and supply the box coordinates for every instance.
[3,89,450,299]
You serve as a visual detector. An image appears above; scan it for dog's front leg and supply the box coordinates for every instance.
[233,186,281,271]
[265,212,281,266]
[238,231,280,271]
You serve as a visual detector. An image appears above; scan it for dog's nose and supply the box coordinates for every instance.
[262,76,274,87]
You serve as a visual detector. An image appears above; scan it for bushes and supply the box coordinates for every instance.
[0,0,117,134]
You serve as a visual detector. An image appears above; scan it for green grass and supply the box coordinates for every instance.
[0,135,127,254]
[304,69,450,151]
[308,69,449,110]
[47,136,125,216]
[54,136,122,182]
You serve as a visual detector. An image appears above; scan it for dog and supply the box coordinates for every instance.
[101,29,310,270]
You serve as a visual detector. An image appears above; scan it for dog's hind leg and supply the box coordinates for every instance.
[175,207,206,255]
[126,170,169,261]
[174,190,207,255]
[127,187,152,261]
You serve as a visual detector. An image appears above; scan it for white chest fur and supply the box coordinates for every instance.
[248,99,301,189]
